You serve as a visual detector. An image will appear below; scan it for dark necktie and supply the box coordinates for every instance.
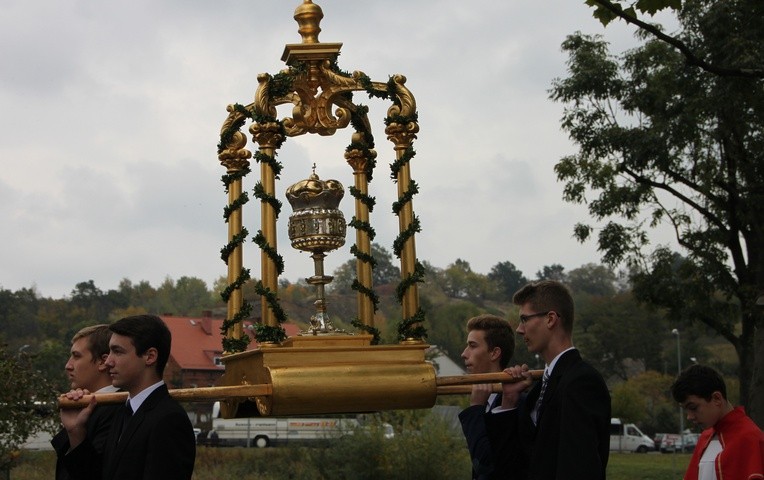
[533,371,549,424]
[118,402,133,443]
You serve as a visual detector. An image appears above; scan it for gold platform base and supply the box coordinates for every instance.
[217,335,436,418]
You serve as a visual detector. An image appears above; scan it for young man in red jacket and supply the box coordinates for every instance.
[671,364,764,480]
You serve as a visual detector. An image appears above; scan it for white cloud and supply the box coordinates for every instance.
[0,0,669,298]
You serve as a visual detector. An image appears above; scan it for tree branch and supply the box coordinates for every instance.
[590,0,764,78]
[620,165,726,232]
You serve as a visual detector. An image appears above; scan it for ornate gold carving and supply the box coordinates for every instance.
[293,0,323,44]
[385,75,419,149]
[218,105,253,171]
[345,148,377,174]
[250,121,284,148]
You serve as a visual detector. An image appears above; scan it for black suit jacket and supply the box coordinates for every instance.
[52,402,120,480]
[487,349,611,480]
[460,393,526,480]
[63,384,196,480]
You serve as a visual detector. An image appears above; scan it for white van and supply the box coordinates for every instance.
[610,418,655,453]
[208,401,393,448]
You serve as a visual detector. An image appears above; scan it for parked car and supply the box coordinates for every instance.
[660,432,699,453]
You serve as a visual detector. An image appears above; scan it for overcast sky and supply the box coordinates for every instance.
[0,0,669,299]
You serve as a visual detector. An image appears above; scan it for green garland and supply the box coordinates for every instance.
[253,182,282,216]
[253,324,287,344]
[387,125,427,341]
[254,151,284,178]
[253,231,285,275]
[395,260,426,303]
[343,95,381,325]
[351,319,381,345]
[350,244,376,268]
[349,186,376,212]
[390,146,416,180]
[249,126,288,344]
[220,228,249,263]
[391,180,419,215]
[352,279,380,313]
[397,308,427,341]
[248,270,288,344]
[219,268,253,352]
[217,103,252,154]
[218,125,254,353]
[223,192,249,222]
[222,166,251,192]
[393,215,421,258]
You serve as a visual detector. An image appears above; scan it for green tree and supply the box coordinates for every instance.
[427,302,481,364]
[330,243,401,293]
[567,263,617,296]
[487,261,528,300]
[610,370,678,435]
[172,276,212,316]
[576,293,666,379]
[585,0,764,79]
[0,288,40,344]
[551,1,764,423]
[0,345,58,476]
[437,259,491,301]
[535,264,566,282]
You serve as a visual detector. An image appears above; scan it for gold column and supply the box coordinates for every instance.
[218,109,252,347]
[250,122,285,327]
[393,151,418,320]
[226,177,244,340]
[385,77,420,325]
[345,137,376,326]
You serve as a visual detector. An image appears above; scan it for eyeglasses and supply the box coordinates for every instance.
[519,311,552,324]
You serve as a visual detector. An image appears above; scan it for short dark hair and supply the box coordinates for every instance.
[512,280,575,334]
[466,314,515,369]
[110,314,172,376]
[671,364,727,403]
[72,324,112,363]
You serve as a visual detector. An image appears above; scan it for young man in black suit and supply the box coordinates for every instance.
[496,280,611,480]
[52,324,120,480]
[458,314,516,480]
[61,314,196,480]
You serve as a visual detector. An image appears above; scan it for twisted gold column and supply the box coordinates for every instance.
[345,145,375,326]
[251,122,285,327]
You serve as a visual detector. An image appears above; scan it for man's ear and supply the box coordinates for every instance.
[97,353,109,372]
[711,391,725,405]
[490,347,501,363]
[546,312,558,329]
[143,347,159,367]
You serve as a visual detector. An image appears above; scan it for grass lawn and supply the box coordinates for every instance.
[608,452,692,480]
[9,449,692,479]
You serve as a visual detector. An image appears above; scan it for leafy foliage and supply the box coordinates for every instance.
[584,0,763,78]
[0,346,58,473]
[552,1,764,417]
[330,243,401,293]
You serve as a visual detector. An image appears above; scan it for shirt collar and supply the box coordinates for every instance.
[126,380,164,413]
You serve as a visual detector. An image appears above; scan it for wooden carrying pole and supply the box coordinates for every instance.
[57,370,543,409]
[435,370,543,395]
[58,384,273,409]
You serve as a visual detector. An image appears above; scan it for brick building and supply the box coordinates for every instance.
[160,312,302,389]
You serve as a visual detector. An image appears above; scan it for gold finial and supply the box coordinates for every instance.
[294,0,323,44]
